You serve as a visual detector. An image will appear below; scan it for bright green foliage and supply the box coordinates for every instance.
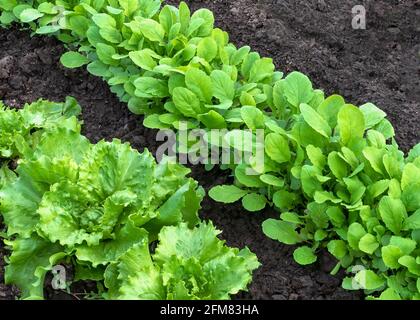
[1,0,418,300]
[0,97,81,159]
[0,100,259,300]
[104,222,260,299]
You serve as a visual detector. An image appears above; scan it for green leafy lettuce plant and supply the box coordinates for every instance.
[1,0,418,299]
[0,99,259,300]
[104,222,259,299]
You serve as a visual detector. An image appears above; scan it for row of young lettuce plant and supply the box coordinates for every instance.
[0,0,419,299]
[0,98,259,299]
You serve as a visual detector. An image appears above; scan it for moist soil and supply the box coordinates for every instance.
[0,0,419,300]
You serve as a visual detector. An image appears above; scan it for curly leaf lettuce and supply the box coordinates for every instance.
[1,127,204,299]
[104,222,260,300]
[0,97,81,160]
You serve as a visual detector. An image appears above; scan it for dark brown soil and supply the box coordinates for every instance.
[0,0,419,300]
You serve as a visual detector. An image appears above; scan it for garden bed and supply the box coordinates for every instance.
[0,0,418,300]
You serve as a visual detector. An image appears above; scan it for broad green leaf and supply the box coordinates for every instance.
[347,223,366,250]
[404,209,420,230]
[240,106,264,130]
[235,165,265,188]
[134,77,169,98]
[259,174,284,187]
[389,236,416,255]
[172,87,202,118]
[19,8,43,23]
[197,37,218,62]
[300,103,331,138]
[337,104,365,146]
[129,50,157,71]
[60,52,89,68]
[265,133,291,163]
[118,0,138,16]
[249,58,275,83]
[327,240,347,259]
[381,245,403,269]
[354,270,385,290]
[401,163,420,191]
[242,193,267,212]
[378,196,407,234]
[378,288,402,300]
[273,190,297,211]
[306,144,326,169]
[209,185,248,203]
[198,110,226,129]
[283,72,314,107]
[96,43,117,65]
[317,94,345,128]
[92,13,116,29]
[262,219,301,245]
[5,236,65,299]
[293,246,317,265]
[185,68,213,103]
[328,151,348,180]
[211,70,235,102]
[139,19,165,42]
[0,0,17,11]
[360,103,386,129]
[358,233,379,254]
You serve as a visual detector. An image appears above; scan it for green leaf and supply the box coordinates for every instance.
[378,196,407,234]
[139,18,165,42]
[185,68,213,103]
[198,110,226,129]
[19,8,43,23]
[96,43,117,65]
[211,70,235,102]
[283,72,314,107]
[327,240,347,259]
[401,163,420,191]
[259,174,284,187]
[134,77,169,98]
[389,236,417,255]
[0,0,17,11]
[381,245,403,269]
[317,94,345,128]
[240,106,264,130]
[337,104,365,146]
[249,58,275,83]
[328,151,348,180]
[235,165,265,188]
[273,190,297,211]
[378,288,402,300]
[326,207,345,227]
[118,0,138,16]
[197,37,218,62]
[262,219,302,245]
[265,133,291,163]
[129,50,157,71]
[60,52,89,69]
[360,103,387,129]
[92,13,116,29]
[293,246,317,265]
[300,103,331,138]
[172,87,202,118]
[5,236,65,299]
[358,233,379,254]
[404,209,420,230]
[354,270,385,290]
[306,145,326,169]
[242,193,267,212]
[209,185,248,203]
[347,223,366,250]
